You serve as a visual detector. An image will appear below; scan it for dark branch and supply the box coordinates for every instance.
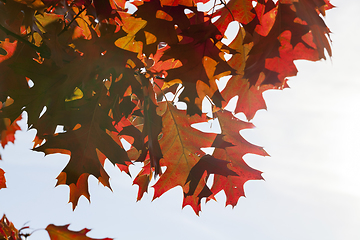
[0,23,51,58]
[219,0,235,22]
[57,6,87,36]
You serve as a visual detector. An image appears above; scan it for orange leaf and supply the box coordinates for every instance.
[46,224,113,240]
[0,39,17,64]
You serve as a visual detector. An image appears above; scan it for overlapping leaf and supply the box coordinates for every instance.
[153,102,217,211]
[0,215,20,240]
[210,110,268,206]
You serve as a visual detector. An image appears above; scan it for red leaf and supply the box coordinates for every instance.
[0,115,22,148]
[213,0,256,34]
[209,110,268,206]
[0,168,6,189]
[133,160,151,200]
[0,39,17,64]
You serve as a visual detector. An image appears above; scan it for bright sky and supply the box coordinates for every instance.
[1,0,360,239]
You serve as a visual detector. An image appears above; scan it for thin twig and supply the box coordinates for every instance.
[219,0,235,22]
[57,6,87,36]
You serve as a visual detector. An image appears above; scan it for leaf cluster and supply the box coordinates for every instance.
[0,0,333,214]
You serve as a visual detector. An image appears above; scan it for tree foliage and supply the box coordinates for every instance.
[0,0,332,215]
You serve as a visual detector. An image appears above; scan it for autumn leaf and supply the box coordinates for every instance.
[46,224,113,240]
[183,154,237,212]
[0,38,17,64]
[210,110,268,206]
[0,215,20,240]
[0,115,22,148]
[153,103,216,206]
[0,168,6,189]
[133,160,151,200]
[213,0,255,34]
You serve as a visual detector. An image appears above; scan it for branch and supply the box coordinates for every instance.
[0,24,51,58]
[57,6,87,36]
[219,0,235,21]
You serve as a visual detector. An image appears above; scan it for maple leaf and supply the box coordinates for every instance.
[46,224,113,240]
[0,168,6,189]
[35,97,131,209]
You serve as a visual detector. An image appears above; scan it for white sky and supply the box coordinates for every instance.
[1,0,360,239]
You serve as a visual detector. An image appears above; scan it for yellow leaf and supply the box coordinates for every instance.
[144,31,157,45]
[65,87,83,102]
[115,36,143,53]
[13,0,45,9]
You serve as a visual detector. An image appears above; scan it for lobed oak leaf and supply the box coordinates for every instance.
[152,102,216,205]
[183,155,237,213]
[34,98,130,208]
[133,1,193,54]
[46,224,113,240]
[182,170,209,214]
[209,110,268,206]
[244,1,331,86]
[161,18,235,114]
[213,0,255,35]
